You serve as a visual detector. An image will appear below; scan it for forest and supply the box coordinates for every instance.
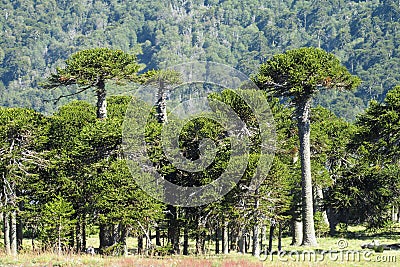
[1,45,400,261]
[1,0,400,120]
[1,0,400,266]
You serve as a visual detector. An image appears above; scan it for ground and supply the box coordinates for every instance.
[1,226,400,266]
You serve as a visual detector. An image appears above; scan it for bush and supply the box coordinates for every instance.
[314,211,330,238]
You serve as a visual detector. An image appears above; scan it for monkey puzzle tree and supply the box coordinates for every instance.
[254,47,360,246]
[42,48,141,119]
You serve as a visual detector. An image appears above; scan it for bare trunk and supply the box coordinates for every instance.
[398,206,400,223]
[17,200,23,251]
[261,225,266,252]
[222,221,229,254]
[183,227,189,255]
[10,210,17,255]
[291,219,303,246]
[145,227,151,256]
[326,207,338,236]
[278,222,282,252]
[3,211,10,255]
[268,219,275,252]
[57,216,62,255]
[392,205,397,222]
[156,227,161,246]
[119,224,128,256]
[252,191,260,257]
[99,223,114,251]
[195,230,204,255]
[82,217,86,251]
[252,224,260,257]
[138,235,143,255]
[297,97,317,246]
[167,205,179,254]
[76,219,82,252]
[238,227,245,253]
[215,225,220,254]
[315,186,329,225]
[156,80,168,123]
[96,80,107,119]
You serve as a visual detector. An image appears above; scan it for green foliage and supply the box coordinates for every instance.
[42,48,141,89]
[330,86,400,228]
[38,195,76,250]
[314,211,330,238]
[254,47,361,102]
[355,86,400,163]
[1,0,399,119]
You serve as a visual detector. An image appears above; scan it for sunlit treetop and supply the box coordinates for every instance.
[254,47,361,102]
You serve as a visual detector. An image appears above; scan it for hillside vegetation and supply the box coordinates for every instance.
[1,0,400,119]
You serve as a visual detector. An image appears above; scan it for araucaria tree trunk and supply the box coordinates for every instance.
[96,79,107,119]
[156,79,167,124]
[296,96,318,246]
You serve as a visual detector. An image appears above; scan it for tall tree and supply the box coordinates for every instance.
[254,47,360,246]
[42,48,141,119]
[0,107,48,255]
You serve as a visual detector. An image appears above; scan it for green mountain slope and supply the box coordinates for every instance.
[1,0,399,119]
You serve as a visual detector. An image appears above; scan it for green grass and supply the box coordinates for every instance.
[2,228,400,267]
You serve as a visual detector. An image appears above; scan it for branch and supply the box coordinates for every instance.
[44,84,94,104]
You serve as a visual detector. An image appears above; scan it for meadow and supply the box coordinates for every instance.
[1,226,400,267]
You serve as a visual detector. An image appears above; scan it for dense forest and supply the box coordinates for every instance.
[1,0,400,260]
[1,0,400,120]
[1,46,400,257]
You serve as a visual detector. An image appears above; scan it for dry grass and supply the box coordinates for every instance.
[2,228,400,267]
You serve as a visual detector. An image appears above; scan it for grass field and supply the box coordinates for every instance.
[1,226,400,266]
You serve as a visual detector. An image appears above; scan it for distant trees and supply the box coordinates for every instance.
[1,0,400,119]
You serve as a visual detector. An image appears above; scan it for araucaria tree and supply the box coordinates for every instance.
[42,48,141,119]
[254,47,360,246]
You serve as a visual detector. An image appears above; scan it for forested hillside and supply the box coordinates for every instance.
[1,0,400,119]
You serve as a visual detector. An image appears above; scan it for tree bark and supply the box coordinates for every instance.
[278,222,282,252]
[252,190,260,257]
[222,221,229,254]
[326,207,338,236]
[17,201,23,251]
[99,223,114,251]
[291,218,303,246]
[261,225,266,253]
[75,219,82,252]
[252,224,260,257]
[82,217,86,251]
[145,227,151,256]
[315,186,329,225]
[3,211,10,255]
[297,96,318,246]
[156,79,168,123]
[10,210,17,256]
[392,205,397,222]
[183,227,189,255]
[237,227,245,253]
[119,224,128,256]
[167,205,180,254]
[96,80,107,119]
[215,225,220,254]
[195,230,204,255]
[156,227,161,246]
[398,206,400,223]
[138,235,143,255]
[268,219,276,252]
